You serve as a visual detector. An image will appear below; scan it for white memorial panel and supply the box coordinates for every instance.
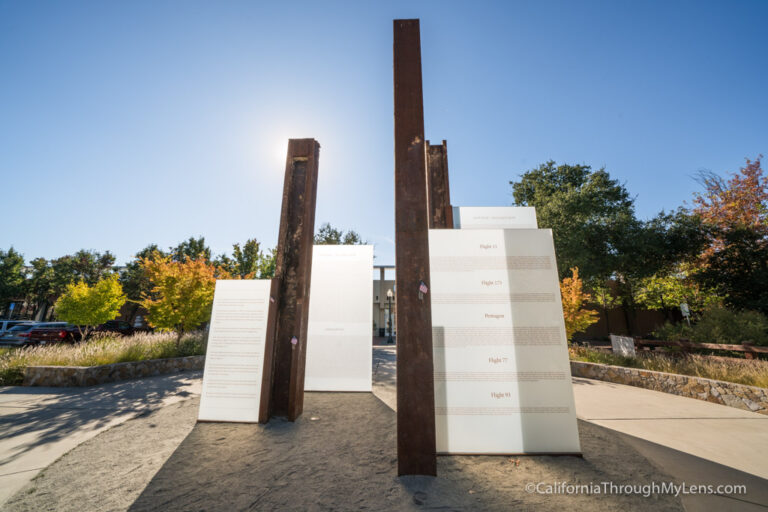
[452,206,538,229]
[305,245,374,392]
[198,280,271,423]
[429,229,581,454]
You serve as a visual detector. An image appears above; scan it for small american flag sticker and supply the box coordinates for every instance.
[419,281,429,294]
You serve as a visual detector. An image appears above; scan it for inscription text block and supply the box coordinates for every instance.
[429,229,581,454]
[198,280,271,423]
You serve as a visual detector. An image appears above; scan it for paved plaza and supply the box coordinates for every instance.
[0,347,765,510]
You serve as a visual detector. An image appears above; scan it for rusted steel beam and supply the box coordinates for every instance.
[393,18,437,477]
[258,277,280,423]
[263,138,320,422]
[426,140,453,229]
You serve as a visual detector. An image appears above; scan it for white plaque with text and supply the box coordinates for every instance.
[610,334,636,357]
[198,280,271,423]
[453,206,538,229]
[429,229,581,454]
[305,245,373,392]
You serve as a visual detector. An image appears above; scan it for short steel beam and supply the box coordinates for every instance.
[261,138,320,422]
[426,140,453,229]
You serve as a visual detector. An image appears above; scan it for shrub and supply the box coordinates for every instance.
[652,321,694,342]
[692,307,768,346]
[653,306,768,346]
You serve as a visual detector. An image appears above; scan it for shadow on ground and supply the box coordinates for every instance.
[128,392,683,512]
[0,372,200,466]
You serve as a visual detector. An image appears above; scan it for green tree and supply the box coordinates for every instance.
[314,223,365,245]
[512,162,707,333]
[171,236,211,262]
[48,250,116,298]
[120,245,166,302]
[120,244,167,321]
[258,248,276,278]
[636,274,687,312]
[588,281,620,333]
[54,274,127,340]
[26,257,56,318]
[636,265,720,319]
[696,227,768,314]
[609,209,707,332]
[23,250,117,319]
[0,248,26,317]
[52,250,116,286]
[511,161,635,280]
[214,239,266,278]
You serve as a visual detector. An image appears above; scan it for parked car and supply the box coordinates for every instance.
[0,322,66,347]
[27,324,83,345]
[94,320,135,337]
[0,320,35,336]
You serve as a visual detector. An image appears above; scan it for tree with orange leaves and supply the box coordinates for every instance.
[693,155,767,250]
[691,156,768,313]
[140,254,231,345]
[560,267,599,342]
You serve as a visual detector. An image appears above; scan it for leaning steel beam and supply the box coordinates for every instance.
[426,140,453,229]
[260,138,320,422]
[393,18,438,476]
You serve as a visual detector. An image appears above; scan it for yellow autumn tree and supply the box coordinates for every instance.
[140,254,227,345]
[55,274,127,340]
[560,267,599,342]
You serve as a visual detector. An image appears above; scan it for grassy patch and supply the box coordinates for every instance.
[570,345,768,388]
[0,331,207,386]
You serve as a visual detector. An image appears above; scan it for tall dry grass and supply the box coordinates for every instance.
[0,331,207,386]
[570,345,768,388]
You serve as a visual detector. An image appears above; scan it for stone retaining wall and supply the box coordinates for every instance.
[23,355,205,387]
[571,360,768,415]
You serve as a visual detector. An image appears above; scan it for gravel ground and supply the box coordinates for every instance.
[5,392,682,512]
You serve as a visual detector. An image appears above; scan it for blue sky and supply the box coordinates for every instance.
[1,0,766,266]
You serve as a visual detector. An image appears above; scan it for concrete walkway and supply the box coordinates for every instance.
[572,376,768,481]
[0,371,202,505]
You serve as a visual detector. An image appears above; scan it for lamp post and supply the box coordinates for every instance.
[386,288,394,344]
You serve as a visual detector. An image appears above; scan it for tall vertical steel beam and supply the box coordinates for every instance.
[393,18,437,477]
[426,140,453,229]
[261,138,320,422]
